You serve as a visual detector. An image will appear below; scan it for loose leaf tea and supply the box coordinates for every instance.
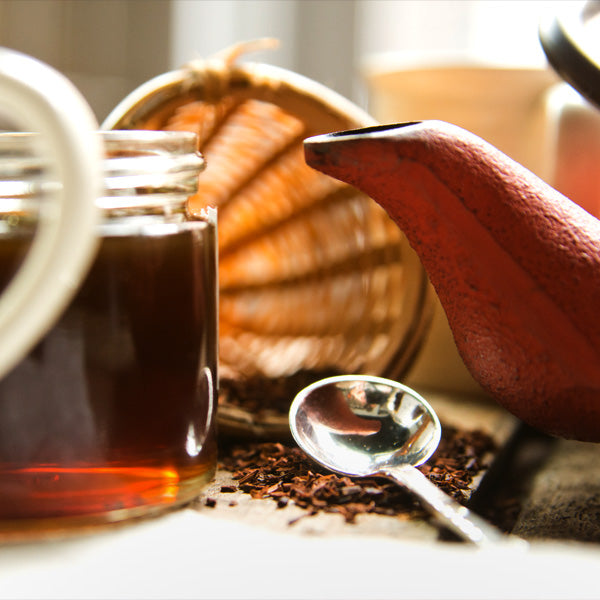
[219,425,495,524]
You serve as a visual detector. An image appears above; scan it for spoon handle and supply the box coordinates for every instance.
[382,465,505,545]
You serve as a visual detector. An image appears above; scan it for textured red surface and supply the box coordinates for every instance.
[305,121,600,441]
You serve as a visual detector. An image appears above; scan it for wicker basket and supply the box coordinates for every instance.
[102,41,433,437]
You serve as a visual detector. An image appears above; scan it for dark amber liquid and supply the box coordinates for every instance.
[0,218,217,526]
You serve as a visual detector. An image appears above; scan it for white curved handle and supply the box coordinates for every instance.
[0,48,103,378]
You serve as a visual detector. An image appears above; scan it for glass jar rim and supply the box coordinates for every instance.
[0,129,204,163]
[0,130,205,217]
[100,129,201,156]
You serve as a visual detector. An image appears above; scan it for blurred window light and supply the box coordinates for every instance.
[357,0,578,67]
[170,0,578,103]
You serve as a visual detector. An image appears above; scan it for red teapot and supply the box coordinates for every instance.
[305,119,600,442]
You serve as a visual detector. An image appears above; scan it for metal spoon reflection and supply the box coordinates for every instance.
[289,375,506,545]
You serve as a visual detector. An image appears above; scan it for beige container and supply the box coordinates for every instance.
[547,83,600,221]
[363,58,561,395]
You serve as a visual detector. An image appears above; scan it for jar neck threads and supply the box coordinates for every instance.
[0,130,205,222]
[100,130,204,218]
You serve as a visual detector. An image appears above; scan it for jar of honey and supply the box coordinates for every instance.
[0,130,217,532]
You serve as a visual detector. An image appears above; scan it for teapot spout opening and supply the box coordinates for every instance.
[303,121,424,183]
[305,121,422,146]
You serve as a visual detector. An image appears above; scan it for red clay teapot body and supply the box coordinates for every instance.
[304,120,600,442]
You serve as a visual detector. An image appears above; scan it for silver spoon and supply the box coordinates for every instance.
[289,374,506,545]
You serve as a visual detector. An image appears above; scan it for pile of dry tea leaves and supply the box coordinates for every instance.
[217,425,496,524]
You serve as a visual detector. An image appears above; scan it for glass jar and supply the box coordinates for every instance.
[0,130,217,532]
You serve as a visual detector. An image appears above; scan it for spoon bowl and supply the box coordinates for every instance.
[289,375,506,545]
[290,375,441,476]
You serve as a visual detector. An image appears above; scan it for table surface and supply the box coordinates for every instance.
[1,392,599,600]
[1,507,600,600]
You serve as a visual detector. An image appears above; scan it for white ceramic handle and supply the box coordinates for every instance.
[0,48,103,378]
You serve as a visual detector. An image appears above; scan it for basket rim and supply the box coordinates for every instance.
[101,61,376,132]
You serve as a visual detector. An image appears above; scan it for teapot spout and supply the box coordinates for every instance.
[305,120,600,441]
